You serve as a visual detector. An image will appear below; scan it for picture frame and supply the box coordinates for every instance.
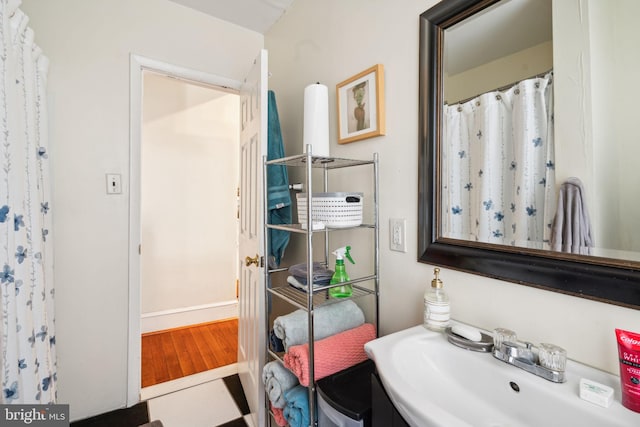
[336,64,386,144]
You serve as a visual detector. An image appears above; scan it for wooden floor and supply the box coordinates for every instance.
[141,318,238,388]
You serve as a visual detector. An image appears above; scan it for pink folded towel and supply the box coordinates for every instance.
[283,323,376,386]
[270,403,287,427]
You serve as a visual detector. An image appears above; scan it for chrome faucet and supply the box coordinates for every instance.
[492,329,567,383]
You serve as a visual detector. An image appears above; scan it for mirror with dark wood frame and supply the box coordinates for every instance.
[418,0,640,309]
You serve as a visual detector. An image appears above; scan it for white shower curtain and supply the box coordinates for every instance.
[442,72,555,248]
[0,0,56,404]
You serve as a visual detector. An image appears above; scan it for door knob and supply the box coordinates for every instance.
[245,254,260,267]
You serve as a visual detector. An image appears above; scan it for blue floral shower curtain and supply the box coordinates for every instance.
[0,1,56,404]
[441,72,555,248]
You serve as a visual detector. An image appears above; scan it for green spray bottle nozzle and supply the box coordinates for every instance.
[333,245,355,264]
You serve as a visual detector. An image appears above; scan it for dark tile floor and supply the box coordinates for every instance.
[70,374,250,427]
[220,374,250,425]
[70,402,149,427]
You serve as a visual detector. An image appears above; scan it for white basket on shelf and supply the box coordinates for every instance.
[296,192,363,228]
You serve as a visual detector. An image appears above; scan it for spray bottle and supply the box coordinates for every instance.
[329,245,355,298]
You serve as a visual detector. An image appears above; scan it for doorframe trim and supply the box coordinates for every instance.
[127,54,241,406]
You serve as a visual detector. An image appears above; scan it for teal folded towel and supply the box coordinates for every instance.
[283,385,315,427]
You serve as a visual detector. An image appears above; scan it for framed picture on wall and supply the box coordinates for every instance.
[336,64,386,144]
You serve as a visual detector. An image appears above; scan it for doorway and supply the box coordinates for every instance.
[128,56,244,404]
[140,71,239,330]
[141,71,239,388]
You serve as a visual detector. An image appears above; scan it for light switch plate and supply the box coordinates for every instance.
[106,173,122,195]
[390,218,407,252]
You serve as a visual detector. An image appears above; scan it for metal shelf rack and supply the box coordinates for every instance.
[262,147,379,427]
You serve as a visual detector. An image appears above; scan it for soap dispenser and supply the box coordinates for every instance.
[424,267,450,331]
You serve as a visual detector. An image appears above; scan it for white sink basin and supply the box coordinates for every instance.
[365,325,640,427]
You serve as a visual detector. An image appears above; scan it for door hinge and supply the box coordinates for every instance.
[138,244,141,255]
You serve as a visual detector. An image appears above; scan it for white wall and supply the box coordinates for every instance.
[587,0,618,252]
[141,73,238,317]
[589,0,640,253]
[265,0,638,378]
[554,0,640,256]
[612,0,640,252]
[20,0,262,421]
[445,40,553,105]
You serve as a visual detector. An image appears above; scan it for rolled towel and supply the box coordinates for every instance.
[283,385,314,427]
[283,323,376,386]
[270,403,287,427]
[270,330,285,353]
[262,360,299,408]
[273,300,364,351]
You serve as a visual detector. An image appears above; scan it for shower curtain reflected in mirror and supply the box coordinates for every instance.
[0,1,56,404]
[441,72,555,249]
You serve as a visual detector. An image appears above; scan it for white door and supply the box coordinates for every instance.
[238,49,268,426]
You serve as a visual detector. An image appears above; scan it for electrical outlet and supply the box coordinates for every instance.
[390,218,407,252]
[106,174,122,195]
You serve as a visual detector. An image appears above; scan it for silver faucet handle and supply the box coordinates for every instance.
[538,343,567,371]
[493,328,517,349]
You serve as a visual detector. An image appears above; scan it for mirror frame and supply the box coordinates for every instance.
[418,0,640,310]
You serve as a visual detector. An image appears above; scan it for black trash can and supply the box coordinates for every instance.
[316,359,375,427]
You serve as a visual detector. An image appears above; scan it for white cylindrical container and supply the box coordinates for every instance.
[303,82,330,157]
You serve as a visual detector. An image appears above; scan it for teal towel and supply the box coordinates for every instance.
[267,90,291,267]
[283,385,315,427]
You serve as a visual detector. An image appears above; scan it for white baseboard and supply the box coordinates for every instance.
[141,300,238,334]
[140,363,239,401]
